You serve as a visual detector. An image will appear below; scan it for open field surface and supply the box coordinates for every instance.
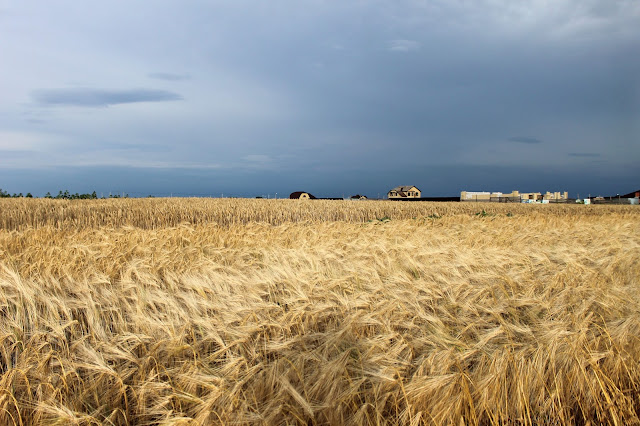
[0,199,639,424]
[0,198,634,231]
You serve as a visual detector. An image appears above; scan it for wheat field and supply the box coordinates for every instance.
[0,198,639,425]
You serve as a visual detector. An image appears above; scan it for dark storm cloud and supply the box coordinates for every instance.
[507,137,542,144]
[148,72,191,81]
[3,1,638,198]
[31,88,183,107]
[1,162,635,200]
[568,153,601,157]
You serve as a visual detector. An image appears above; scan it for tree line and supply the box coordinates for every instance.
[0,189,128,199]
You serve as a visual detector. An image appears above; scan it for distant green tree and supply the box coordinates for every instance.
[4,189,111,200]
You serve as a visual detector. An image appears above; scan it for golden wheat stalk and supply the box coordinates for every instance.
[0,199,638,424]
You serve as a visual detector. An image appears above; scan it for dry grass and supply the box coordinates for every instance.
[0,197,635,231]
[0,198,639,425]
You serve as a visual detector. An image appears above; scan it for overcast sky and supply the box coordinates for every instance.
[1,0,638,198]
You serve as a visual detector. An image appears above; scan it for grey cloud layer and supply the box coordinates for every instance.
[148,73,191,81]
[508,137,542,144]
[568,153,602,158]
[31,88,183,107]
[1,0,638,197]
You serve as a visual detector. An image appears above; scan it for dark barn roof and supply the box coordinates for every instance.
[289,191,317,199]
[390,185,420,192]
[621,189,640,198]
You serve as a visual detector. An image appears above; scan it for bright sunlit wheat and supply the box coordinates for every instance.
[0,198,638,425]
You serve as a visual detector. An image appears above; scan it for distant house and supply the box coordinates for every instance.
[388,186,421,199]
[542,191,569,201]
[350,194,367,200]
[460,190,568,202]
[289,191,316,200]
